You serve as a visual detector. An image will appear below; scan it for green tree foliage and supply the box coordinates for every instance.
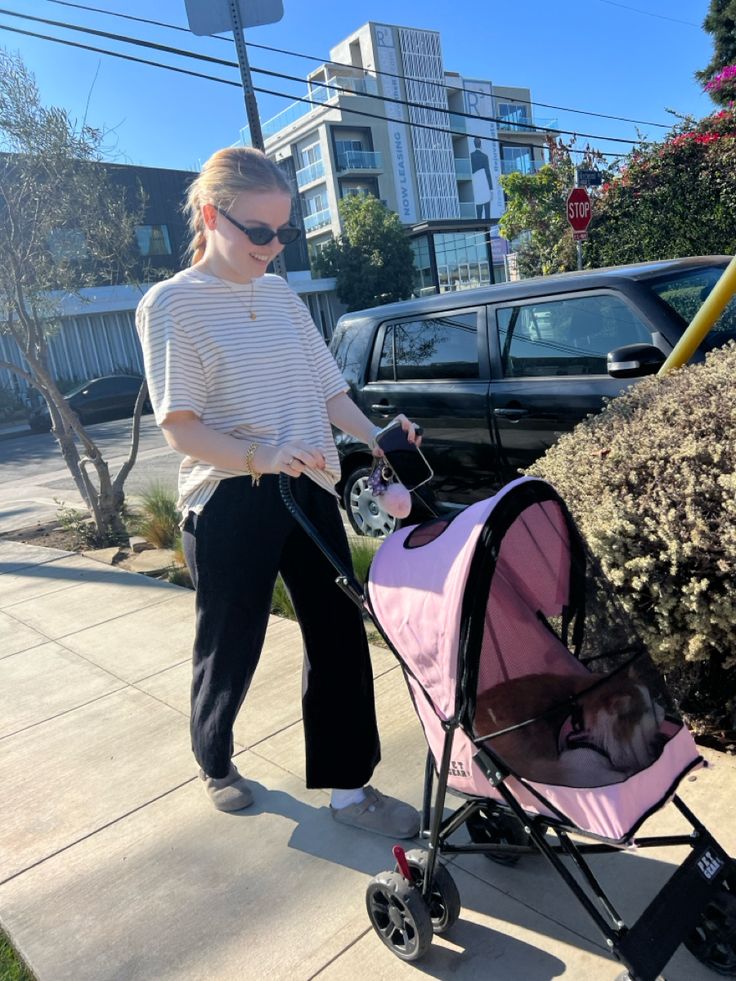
[529,343,736,737]
[587,107,736,267]
[498,140,606,278]
[696,0,736,103]
[314,195,415,311]
[0,48,145,542]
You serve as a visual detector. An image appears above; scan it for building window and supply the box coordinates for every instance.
[410,236,435,296]
[338,177,379,199]
[497,102,531,132]
[434,231,492,293]
[135,225,172,256]
[47,228,87,262]
[300,140,322,168]
[500,144,538,175]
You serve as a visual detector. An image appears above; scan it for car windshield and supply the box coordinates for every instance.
[648,265,736,352]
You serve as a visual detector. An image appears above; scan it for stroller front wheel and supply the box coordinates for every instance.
[366,870,433,962]
[395,849,461,935]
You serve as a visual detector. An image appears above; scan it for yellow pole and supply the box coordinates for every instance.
[658,255,736,375]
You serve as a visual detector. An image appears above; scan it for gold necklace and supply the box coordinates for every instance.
[217,275,258,320]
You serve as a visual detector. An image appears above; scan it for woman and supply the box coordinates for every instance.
[135,147,420,838]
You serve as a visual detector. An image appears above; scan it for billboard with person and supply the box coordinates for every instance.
[463,79,504,220]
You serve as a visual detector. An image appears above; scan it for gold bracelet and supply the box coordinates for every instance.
[243,441,262,487]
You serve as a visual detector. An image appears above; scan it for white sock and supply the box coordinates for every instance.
[331,787,366,809]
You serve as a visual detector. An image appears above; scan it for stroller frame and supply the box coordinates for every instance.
[279,475,735,981]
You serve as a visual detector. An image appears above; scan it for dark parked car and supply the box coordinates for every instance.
[329,256,736,536]
[28,374,152,432]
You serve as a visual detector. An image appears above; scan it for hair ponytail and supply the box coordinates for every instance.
[184,147,292,266]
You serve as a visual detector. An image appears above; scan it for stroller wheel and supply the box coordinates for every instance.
[395,849,462,935]
[466,805,531,866]
[366,870,433,962]
[684,876,736,976]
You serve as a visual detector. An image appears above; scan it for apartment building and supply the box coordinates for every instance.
[242,22,553,294]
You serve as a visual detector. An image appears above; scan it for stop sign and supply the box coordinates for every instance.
[566,187,592,232]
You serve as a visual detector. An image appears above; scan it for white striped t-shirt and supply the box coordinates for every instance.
[135,267,348,517]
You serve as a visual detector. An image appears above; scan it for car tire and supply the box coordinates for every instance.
[342,464,400,539]
[29,417,52,433]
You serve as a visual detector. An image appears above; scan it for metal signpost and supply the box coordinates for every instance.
[566,186,592,271]
[184,0,287,275]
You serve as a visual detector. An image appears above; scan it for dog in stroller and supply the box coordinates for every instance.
[281,473,736,981]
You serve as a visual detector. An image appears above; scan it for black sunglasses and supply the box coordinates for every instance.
[214,206,302,246]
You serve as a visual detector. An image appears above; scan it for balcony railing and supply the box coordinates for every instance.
[241,75,379,144]
[449,113,467,135]
[458,201,478,219]
[501,158,542,175]
[303,208,332,232]
[336,150,382,171]
[454,157,472,180]
[295,159,325,187]
[496,115,558,133]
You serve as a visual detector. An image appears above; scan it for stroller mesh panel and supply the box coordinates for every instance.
[472,498,682,788]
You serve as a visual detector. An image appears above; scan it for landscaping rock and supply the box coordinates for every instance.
[129,536,154,553]
[117,548,178,577]
[83,546,125,565]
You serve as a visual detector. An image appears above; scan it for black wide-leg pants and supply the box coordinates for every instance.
[181,474,381,787]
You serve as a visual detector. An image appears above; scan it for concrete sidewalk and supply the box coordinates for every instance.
[0,541,734,981]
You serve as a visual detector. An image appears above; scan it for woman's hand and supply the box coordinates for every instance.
[263,441,327,477]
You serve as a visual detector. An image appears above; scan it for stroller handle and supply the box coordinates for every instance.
[278,473,366,608]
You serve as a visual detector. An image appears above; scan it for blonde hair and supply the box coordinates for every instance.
[184,147,293,265]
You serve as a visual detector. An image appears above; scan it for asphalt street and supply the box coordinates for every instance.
[0,416,180,534]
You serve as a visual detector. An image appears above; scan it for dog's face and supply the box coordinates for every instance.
[586,679,665,773]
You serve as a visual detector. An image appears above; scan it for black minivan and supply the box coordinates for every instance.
[329,256,735,536]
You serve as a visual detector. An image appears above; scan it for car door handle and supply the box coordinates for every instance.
[494,408,529,421]
[371,403,396,413]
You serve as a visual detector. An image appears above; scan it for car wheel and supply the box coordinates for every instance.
[29,417,52,433]
[343,465,399,538]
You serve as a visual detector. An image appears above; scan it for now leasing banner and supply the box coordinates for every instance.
[374,24,418,224]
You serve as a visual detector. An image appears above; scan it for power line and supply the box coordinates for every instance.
[39,0,674,130]
[0,5,646,145]
[591,0,700,28]
[0,20,624,159]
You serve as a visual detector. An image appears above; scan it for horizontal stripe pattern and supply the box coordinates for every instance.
[136,268,347,515]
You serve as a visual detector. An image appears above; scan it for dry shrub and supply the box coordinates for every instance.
[528,342,736,736]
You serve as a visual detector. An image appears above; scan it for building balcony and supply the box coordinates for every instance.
[496,115,558,134]
[295,159,326,187]
[303,208,332,233]
[449,113,467,135]
[454,157,472,180]
[240,75,380,144]
[458,201,478,219]
[501,158,542,175]
[336,150,383,172]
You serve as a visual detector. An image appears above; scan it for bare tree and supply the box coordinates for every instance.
[0,48,148,543]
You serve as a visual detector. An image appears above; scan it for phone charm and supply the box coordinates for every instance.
[368,462,412,520]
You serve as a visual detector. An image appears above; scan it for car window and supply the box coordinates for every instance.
[648,266,736,352]
[376,311,479,381]
[496,293,651,378]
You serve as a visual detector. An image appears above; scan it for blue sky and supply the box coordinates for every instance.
[0,0,715,172]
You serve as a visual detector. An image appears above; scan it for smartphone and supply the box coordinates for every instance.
[375,421,433,492]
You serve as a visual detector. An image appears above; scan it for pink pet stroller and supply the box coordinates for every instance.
[280,474,736,981]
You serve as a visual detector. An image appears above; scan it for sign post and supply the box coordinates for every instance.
[184,0,287,275]
[566,186,592,271]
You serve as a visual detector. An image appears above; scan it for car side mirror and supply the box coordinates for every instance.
[607,343,665,379]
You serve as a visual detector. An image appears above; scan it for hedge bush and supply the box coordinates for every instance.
[528,342,736,737]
